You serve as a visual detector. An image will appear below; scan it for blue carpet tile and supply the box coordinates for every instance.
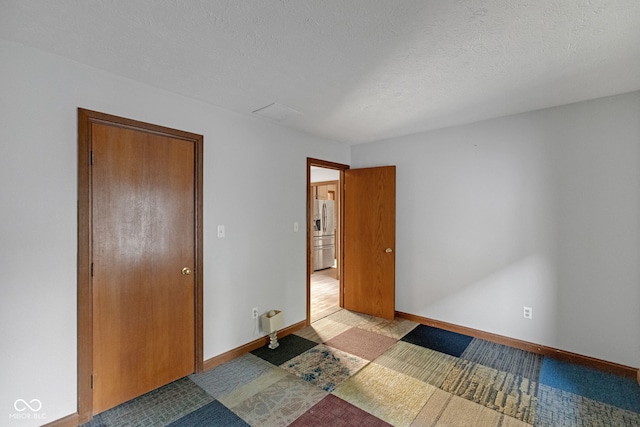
[401,324,473,357]
[539,357,640,413]
[166,400,249,427]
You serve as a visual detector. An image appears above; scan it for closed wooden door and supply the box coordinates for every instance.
[343,166,396,320]
[91,121,197,414]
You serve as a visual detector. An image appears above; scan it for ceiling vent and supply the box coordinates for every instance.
[252,102,302,122]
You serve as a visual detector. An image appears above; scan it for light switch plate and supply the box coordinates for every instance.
[217,225,225,238]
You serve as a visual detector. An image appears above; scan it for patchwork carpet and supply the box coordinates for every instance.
[82,309,640,427]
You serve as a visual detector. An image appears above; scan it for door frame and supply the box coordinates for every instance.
[306,158,349,324]
[77,109,204,422]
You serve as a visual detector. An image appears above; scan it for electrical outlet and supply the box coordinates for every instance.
[252,307,259,319]
[523,306,532,319]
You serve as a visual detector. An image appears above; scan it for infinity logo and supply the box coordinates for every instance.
[14,399,42,412]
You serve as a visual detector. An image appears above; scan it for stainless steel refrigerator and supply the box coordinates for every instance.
[313,199,335,270]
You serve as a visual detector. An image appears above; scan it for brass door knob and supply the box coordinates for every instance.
[385,248,393,253]
[182,267,193,275]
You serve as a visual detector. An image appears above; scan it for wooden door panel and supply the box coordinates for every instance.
[343,166,396,320]
[92,123,195,413]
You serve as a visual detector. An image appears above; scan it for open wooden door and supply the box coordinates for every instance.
[343,166,396,320]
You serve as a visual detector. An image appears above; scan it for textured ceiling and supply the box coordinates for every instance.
[2,0,640,144]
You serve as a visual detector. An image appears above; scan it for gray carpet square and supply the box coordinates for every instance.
[461,338,543,380]
[81,377,213,427]
[535,384,640,426]
[189,353,274,399]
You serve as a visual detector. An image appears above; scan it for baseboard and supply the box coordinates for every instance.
[203,319,307,371]
[42,412,79,427]
[395,311,638,379]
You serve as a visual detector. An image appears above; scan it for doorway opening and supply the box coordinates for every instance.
[307,158,349,324]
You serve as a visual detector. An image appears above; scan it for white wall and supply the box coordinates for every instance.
[0,40,349,425]
[352,92,640,368]
[310,166,340,183]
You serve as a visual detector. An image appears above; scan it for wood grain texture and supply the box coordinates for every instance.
[343,166,396,320]
[311,267,340,322]
[91,123,196,413]
[77,108,94,422]
[78,109,203,422]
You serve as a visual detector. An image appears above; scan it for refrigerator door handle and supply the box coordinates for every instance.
[322,202,326,232]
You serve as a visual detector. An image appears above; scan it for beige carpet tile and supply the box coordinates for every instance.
[229,372,327,427]
[324,309,374,327]
[324,327,398,361]
[294,318,352,344]
[333,363,437,427]
[356,316,419,339]
[534,384,640,426]
[441,359,537,424]
[500,415,535,427]
[411,388,530,427]
[218,366,290,408]
[280,344,369,392]
[375,341,458,387]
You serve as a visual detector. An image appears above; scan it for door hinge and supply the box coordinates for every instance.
[91,263,94,277]
[90,150,94,165]
[91,374,94,389]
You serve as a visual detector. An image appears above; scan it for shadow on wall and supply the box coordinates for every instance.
[422,254,558,346]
